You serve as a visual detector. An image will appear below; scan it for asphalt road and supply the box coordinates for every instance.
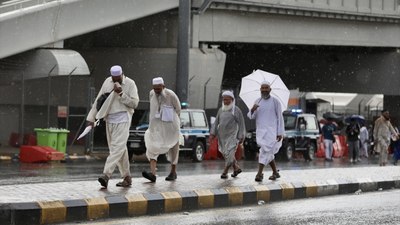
[0,154,383,185]
[58,189,400,225]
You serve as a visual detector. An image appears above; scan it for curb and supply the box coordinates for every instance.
[0,176,399,225]
[0,154,98,163]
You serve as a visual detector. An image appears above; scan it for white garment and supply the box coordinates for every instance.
[103,122,131,178]
[107,111,129,124]
[145,88,181,157]
[247,96,284,165]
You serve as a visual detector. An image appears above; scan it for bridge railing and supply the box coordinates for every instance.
[0,0,57,14]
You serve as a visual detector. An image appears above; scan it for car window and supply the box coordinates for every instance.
[192,111,207,128]
[304,116,317,130]
[284,115,296,130]
[180,111,190,128]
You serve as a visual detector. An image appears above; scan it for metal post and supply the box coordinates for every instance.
[203,77,211,109]
[176,0,190,104]
[20,72,25,147]
[47,65,56,127]
[358,99,365,115]
[65,67,77,131]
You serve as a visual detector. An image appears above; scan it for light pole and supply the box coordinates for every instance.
[358,99,365,115]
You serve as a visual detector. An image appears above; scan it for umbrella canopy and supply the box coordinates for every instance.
[239,69,289,112]
[322,112,343,122]
[345,115,365,124]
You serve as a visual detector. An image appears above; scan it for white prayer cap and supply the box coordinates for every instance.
[152,77,164,85]
[110,65,122,76]
[222,90,234,99]
[261,80,271,86]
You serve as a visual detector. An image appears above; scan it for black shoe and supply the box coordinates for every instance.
[220,173,228,179]
[231,168,242,178]
[98,175,109,188]
[142,171,156,182]
[165,173,177,181]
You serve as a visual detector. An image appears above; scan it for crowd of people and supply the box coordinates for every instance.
[87,65,285,188]
[87,65,399,188]
[321,109,400,167]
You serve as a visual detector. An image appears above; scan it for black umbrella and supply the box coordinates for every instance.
[323,112,343,121]
[345,115,365,124]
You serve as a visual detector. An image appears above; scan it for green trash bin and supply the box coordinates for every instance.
[34,128,58,150]
[56,129,70,154]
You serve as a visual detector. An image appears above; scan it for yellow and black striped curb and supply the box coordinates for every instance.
[1,177,399,225]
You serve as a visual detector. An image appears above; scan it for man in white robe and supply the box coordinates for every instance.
[247,81,284,181]
[210,91,246,179]
[142,77,181,182]
[87,65,139,188]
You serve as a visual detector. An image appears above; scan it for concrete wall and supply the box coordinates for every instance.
[195,9,400,47]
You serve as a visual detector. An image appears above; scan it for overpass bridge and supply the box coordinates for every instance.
[1,0,400,145]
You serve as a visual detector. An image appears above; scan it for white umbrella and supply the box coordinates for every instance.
[239,69,289,112]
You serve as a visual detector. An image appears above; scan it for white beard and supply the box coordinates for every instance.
[222,102,234,112]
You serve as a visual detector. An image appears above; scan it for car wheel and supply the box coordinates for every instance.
[192,141,205,162]
[283,142,294,161]
[304,142,316,161]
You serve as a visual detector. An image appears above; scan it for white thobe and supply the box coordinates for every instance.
[145,88,181,164]
[247,96,284,165]
[211,106,246,167]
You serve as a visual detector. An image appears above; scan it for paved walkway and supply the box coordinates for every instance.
[0,166,399,225]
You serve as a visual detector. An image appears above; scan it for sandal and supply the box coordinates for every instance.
[255,173,264,182]
[116,176,132,187]
[269,171,280,181]
[231,168,242,178]
[220,173,228,179]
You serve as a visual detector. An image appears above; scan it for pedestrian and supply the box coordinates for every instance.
[210,90,246,179]
[87,65,139,188]
[321,118,337,162]
[359,122,369,159]
[346,118,360,163]
[373,109,399,166]
[247,81,284,181]
[142,77,181,182]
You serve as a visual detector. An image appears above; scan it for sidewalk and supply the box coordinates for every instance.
[0,166,399,225]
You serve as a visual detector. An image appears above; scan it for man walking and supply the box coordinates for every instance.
[359,123,369,159]
[321,118,337,161]
[346,118,360,163]
[87,65,139,188]
[210,91,246,179]
[248,81,284,181]
[373,109,398,166]
[142,77,181,182]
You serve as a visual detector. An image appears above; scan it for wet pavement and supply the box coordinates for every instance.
[0,158,398,203]
[0,155,399,225]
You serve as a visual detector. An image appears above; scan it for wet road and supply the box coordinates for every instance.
[59,189,400,225]
[0,154,382,185]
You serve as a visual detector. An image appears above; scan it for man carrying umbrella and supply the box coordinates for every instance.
[210,90,246,179]
[247,81,284,181]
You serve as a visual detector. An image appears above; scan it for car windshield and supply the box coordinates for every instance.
[284,115,296,130]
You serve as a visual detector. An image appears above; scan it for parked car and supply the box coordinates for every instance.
[243,110,321,161]
[127,108,210,162]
